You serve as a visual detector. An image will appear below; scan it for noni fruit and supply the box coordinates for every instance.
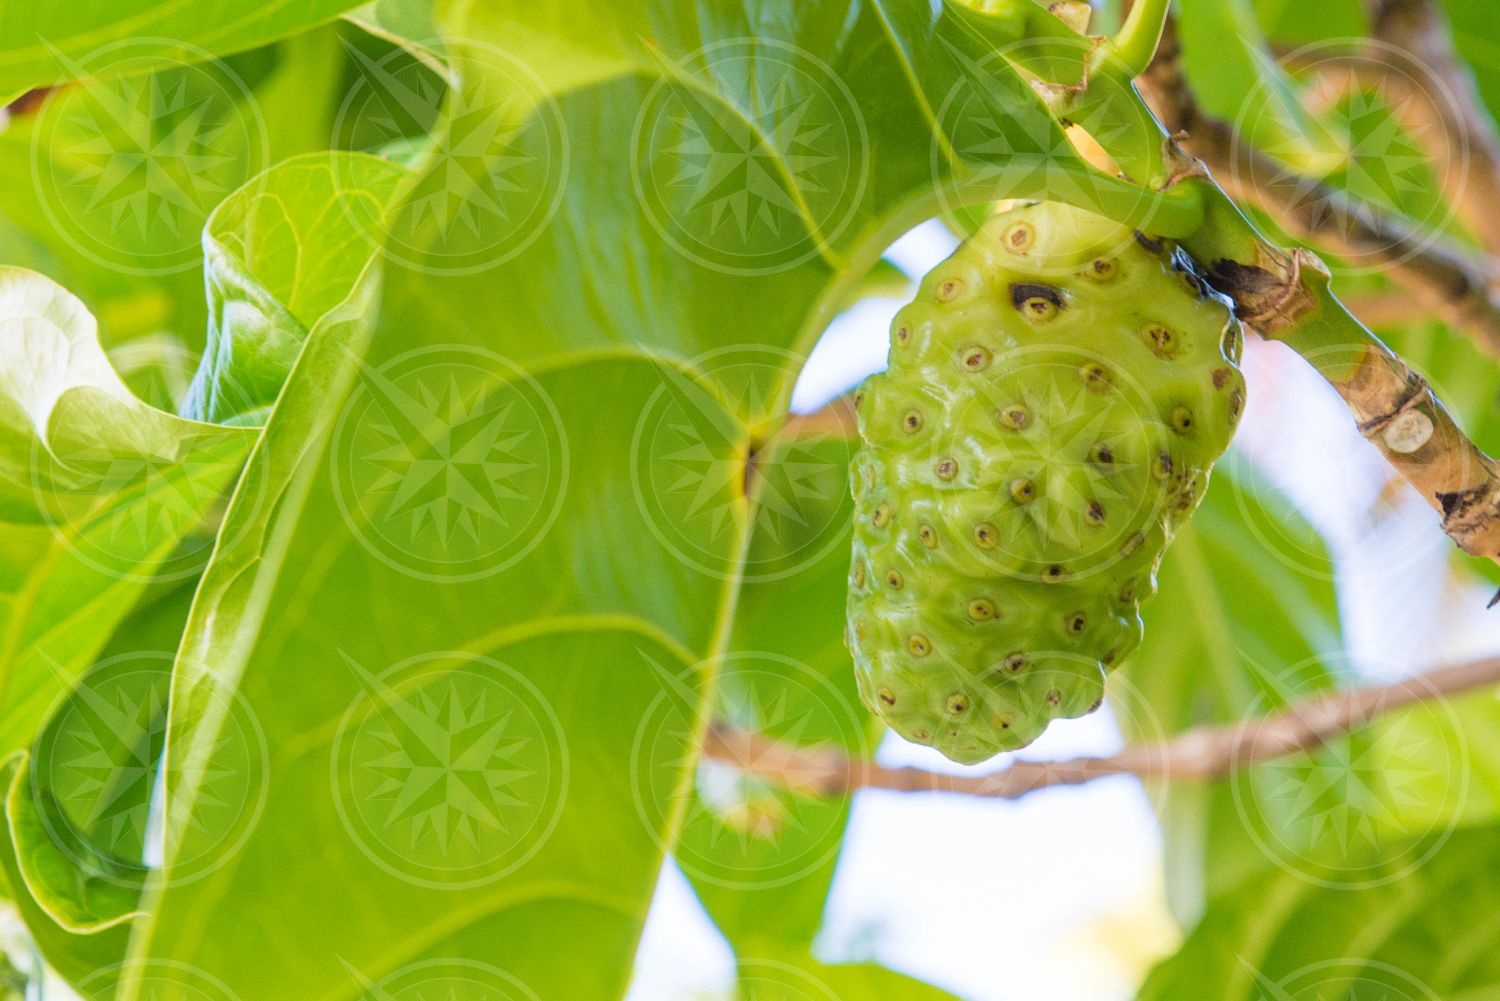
[847,201,1245,764]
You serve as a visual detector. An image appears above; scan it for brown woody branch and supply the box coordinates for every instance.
[1367,0,1500,258]
[702,655,1500,799]
[1138,17,1500,358]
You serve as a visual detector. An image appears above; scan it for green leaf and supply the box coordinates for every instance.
[1115,462,1341,920]
[678,435,872,952]
[0,1,368,102]
[0,269,253,755]
[1178,0,1344,174]
[184,151,409,424]
[738,953,963,1000]
[1139,823,1500,1000]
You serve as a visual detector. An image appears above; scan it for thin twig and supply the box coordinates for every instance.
[1138,17,1500,358]
[777,395,859,440]
[701,655,1500,799]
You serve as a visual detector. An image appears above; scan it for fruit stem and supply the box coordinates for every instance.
[1100,0,1170,80]
[1176,177,1500,567]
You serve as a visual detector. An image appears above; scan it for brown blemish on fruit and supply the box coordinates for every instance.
[1009,282,1064,320]
[1003,652,1027,674]
[1152,452,1174,480]
[1089,442,1114,466]
[1086,500,1105,524]
[878,688,897,706]
[946,693,970,714]
[937,277,966,302]
[896,324,912,346]
[1083,257,1118,283]
[1045,689,1062,706]
[961,346,991,371]
[1080,363,1113,392]
[1141,323,1178,358]
[968,598,997,620]
[1212,367,1233,389]
[1004,221,1036,254]
[999,405,1031,430]
[935,457,958,481]
[1065,611,1087,634]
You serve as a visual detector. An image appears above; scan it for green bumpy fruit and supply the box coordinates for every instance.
[846,201,1246,764]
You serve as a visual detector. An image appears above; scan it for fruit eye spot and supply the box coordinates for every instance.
[1085,500,1105,524]
[1152,452,1174,480]
[1009,282,1064,320]
[1009,478,1036,504]
[1002,652,1027,674]
[967,598,997,620]
[913,727,932,740]
[998,405,1030,430]
[937,277,966,302]
[1042,564,1068,583]
[872,503,892,528]
[994,714,1014,730]
[885,568,905,588]
[878,688,897,706]
[1212,367,1233,389]
[1065,612,1087,634]
[908,634,932,656]
[918,524,938,548]
[902,410,924,433]
[896,324,912,345]
[973,522,997,548]
[1169,406,1194,434]
[1118,578,1138,602]
[935,458,958,481]
[1088,442,1114,466]
[1084,257,1117,282]
[1080,363,1112,392]
[1004,221,1036,253]
[1044,689,1062,706]
[945,693,970,714]
[960,346,991,371]
[1141,323,1178,357]
[1102,649,1119,667]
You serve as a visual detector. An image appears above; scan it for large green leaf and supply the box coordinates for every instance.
[1140,822,1500,1000]
[0,1,366,103]
[1115,462,1341,921]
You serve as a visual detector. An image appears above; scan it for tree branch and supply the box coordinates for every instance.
[1367,0,1500,259]
[701,655,1500,799]
[1137,17,1500,359]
